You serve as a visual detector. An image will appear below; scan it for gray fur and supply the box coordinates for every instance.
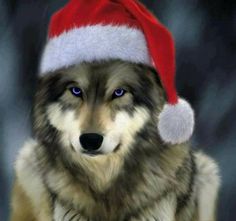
[11,60,220,221]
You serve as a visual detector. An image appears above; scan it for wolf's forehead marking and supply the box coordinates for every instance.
[65,62,141,96]
[105,64,140,93]
[65,64,91,89]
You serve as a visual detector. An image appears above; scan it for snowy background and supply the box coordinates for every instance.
[0,0,235,220]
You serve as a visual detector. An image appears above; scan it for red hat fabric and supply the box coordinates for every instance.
[40,0,194,144]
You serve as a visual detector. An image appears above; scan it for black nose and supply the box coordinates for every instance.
[79,133,103,151]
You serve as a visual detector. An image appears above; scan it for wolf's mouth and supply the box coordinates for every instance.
[81,143,121,156]
[81,150,103,157]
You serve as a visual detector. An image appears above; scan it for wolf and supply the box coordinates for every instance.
[11,60,220,221]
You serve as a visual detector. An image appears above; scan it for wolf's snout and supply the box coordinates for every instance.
[79,133,103,151]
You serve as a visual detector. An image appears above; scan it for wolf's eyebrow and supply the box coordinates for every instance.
[63,80,80,87]
[53,80,78,91]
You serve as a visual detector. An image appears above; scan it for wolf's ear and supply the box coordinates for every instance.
[147,67,163,88]
[146,67,195,145]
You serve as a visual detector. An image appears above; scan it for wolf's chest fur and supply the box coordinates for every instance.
[45,144,179,220]
[12,138,220,221]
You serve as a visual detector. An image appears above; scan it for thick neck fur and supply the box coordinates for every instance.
[38,120,189,220]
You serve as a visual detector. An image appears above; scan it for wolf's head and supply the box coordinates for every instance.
[33,60,165,168]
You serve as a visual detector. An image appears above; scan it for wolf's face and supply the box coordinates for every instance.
[33,60,164,162]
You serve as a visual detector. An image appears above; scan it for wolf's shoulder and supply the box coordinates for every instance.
[13,139,53,220]
[192,151,220,220]
[15,139,40,176]
[194,151,220,186]
[15,139,47,200]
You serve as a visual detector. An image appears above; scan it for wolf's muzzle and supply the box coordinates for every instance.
[79,133,103,152]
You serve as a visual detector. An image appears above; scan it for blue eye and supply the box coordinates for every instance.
[112,88,126,99]
[70,87,82,97]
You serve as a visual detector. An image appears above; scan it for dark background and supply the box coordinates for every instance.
[0,0,235,220]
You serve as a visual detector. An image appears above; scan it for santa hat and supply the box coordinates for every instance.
[40,0,194,144]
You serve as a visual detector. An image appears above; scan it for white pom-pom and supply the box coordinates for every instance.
[157,98,194,144]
